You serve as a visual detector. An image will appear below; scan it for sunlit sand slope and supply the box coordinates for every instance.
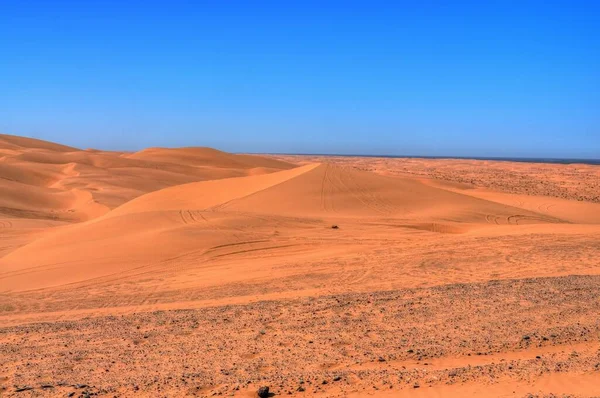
[0,163,580,292]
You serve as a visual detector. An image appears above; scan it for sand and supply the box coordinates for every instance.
[1,134,599,397]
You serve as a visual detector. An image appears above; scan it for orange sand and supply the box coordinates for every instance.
[1,134,599,397]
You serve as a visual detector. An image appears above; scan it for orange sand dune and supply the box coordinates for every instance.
[0,163,587,293]
[0,134,295,270]
[128,146,294,170]
[1,136,599,397]
[0,134,294,219]
[0,133,77,152]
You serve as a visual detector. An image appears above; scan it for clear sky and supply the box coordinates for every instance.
[1,1,598,157]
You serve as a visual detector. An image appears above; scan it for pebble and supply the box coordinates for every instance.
[257,386,270,398]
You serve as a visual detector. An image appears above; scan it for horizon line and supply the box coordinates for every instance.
[243,152,600,165]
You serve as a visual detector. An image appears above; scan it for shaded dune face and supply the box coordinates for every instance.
[0,162,579,292]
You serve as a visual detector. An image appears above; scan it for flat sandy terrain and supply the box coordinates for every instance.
[1,134,599,397]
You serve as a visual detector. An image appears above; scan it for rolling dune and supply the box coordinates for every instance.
[0,162,574,293]
[1,136,599,397]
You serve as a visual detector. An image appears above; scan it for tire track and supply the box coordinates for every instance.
[0,220,13,228]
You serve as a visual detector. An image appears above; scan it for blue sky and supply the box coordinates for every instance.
[0,1,598,157]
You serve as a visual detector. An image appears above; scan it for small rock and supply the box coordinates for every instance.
[413,383,420,389]
[15,386,34,392]
[331,225,339,229]
[297,386,305,392]
[257,386,270,398]
[333,376,341,382]
[378,357,386,362]
[522,335,531,340]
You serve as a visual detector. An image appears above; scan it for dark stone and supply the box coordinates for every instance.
[522,335,531,340]
[257,386,270,398]
[378,357,386,362]
[333,376,341,381]
[331,225,339,229]
[413,383,420,389]
[15,386,34,392]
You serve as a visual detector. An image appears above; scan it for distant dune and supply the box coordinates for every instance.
[0,134,294,222]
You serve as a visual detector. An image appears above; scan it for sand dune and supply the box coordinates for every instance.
[0,134,294,218]
[128,146,294,170]
[0,133,77,152]
[1,136,599,397]
[0,162,583,292]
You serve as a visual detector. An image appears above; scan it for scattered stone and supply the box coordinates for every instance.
[257,386,270,398]
[15,386,34,392]
[41,384,54,389]
[378,357,386,362]
[522,335,531,340]
[297,386,305,392]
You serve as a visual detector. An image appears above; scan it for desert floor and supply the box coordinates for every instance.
[1,134,599,397]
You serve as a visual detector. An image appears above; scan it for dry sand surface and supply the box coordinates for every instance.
[1,134,599,397]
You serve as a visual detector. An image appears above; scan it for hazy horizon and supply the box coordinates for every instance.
[1,1,598,158]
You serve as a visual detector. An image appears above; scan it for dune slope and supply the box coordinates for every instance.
[0,163,581,292]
